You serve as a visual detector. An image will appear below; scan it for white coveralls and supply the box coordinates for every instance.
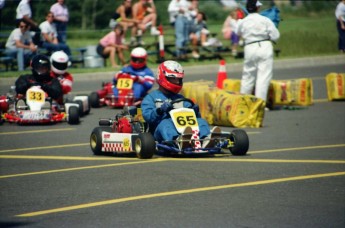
[236,13,280,101]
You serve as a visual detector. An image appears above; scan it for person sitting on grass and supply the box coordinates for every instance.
[96,23,128,68]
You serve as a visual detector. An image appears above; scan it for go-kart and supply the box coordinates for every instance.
[89,73,143,109]
[156,98,249,156]
[89,98,249,159]
[90,106,154,159]
[0,86,82,125]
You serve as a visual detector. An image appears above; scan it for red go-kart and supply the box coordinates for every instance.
[89,73,143,108]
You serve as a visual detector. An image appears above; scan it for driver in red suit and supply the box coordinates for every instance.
[49,51,73,104]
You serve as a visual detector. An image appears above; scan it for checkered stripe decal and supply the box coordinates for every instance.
[192,129,202,151]
[102,143,124,152]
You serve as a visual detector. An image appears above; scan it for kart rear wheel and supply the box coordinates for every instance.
[68,106,80,125]
[90,92,100,108]
[135,133,155,159]
[90,127,112,155]
[75,100,84,117]
[229,129,249,156]
[85,96,91,115]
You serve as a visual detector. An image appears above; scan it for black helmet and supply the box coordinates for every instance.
[31,54,51,81]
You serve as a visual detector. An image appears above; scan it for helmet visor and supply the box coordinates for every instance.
[131,57,145,63]
[36,65,50,75]
[52,61,68,71]
[167,77,183,86]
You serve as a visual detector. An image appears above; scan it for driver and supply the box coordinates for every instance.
[141,60,221,149]
[113,47,154,100]
[50,51,74,104]
[15,54,62,100]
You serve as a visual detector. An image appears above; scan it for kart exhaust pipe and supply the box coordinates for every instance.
[99,119,111,126]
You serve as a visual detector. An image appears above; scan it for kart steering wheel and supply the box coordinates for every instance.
[170,97,195,107]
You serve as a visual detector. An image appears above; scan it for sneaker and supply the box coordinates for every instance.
[202,126,222,148]
[150,27,160,36]
[202,41,211,47]
[177,126,193,150]
[192,51,200,59]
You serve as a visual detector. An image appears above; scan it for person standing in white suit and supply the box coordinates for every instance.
[236,0,280,103]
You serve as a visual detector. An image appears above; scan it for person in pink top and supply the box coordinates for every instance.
[96,23,128,67]
[50,0,69,43]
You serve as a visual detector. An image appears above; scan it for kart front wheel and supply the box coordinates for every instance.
[90,92,100,108]
[135,133,155,159]
[229,129,249,156]
[90,127,112,155]
[68,106,80,125]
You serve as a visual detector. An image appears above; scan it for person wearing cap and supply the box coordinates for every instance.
[236,0,280,103]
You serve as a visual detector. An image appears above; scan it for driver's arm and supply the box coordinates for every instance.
[41,78,63,100]
[15,75,30,95]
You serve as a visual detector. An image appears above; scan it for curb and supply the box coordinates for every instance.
[0,55,343,86]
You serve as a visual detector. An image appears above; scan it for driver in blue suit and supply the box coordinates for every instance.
[141,60,220,149]
[113,47,154,100]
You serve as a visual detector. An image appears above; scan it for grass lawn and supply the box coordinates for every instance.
[0,15,340,77]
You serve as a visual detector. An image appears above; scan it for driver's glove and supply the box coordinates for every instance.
[157,101,173,115]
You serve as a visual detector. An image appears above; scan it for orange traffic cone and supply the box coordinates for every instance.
[216,59,227,89]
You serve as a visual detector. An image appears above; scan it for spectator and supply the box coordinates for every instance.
[222,9,240,56]
[113,47,155,100]
[189,11,209,58]
[168,0,195,59]
[16,0,38,29]
[15,0,40,46]
[96,23,128,68]
[0,0,4,31]
[132,0,160,37]
[236,0,280,103]
[5,19,38,71]
[39,11,71,56]
[112,0,140,45]
[50,0,69,43]
[15,54,62,100]
[335,0,345,53]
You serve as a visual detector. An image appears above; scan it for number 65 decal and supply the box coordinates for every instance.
[171,109,198,128]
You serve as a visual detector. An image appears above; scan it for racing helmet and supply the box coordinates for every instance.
[156,60,184,94]
[31,54,51,81]
[130,47,147,69]
[50,51,69,74]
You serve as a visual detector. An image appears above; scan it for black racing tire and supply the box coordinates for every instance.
[90,126,112,155]
[135,133,155,159]
[75,100,84,117]
[229,129,249,156]
[90,92,100,108]
[68,106,80,125]
[84,96,91,115]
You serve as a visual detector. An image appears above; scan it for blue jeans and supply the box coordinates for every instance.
[174,15,191,57]
[5,48,36,71]
[54,21,67,43]
[41,42,71,56]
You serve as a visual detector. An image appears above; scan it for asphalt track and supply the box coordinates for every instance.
[0,56,344,227]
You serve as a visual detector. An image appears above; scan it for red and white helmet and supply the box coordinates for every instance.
[157,60,184,94]
[50,51,69,74]
[130,47,147,69]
